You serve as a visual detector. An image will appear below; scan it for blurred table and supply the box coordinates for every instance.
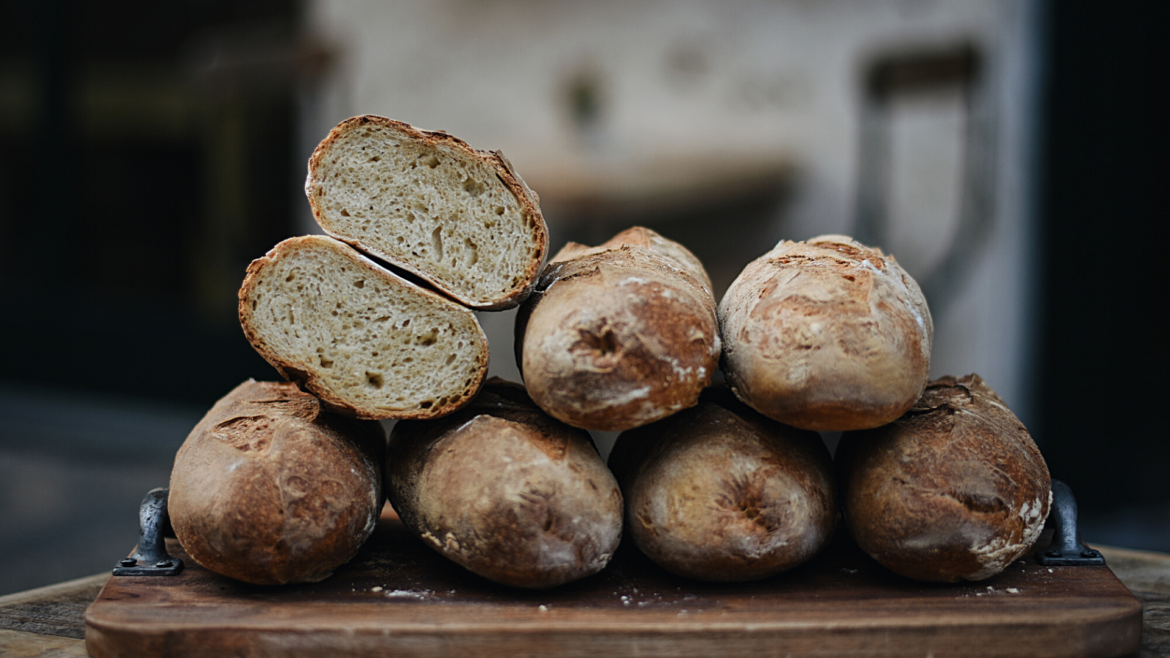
[2,545,1168,657]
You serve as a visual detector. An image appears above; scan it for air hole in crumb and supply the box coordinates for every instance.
[370,155,381,162]
[421,154,440,168]
[419,400,433,409]
[320,356,334,368]
[340,208,350,217]
[445,354,456,365]
[431,227,443,260]
[354,279,365,288]
[417,329,439,346]
[462,177,485,197]
[406,212,415,223]
[494,206,505,215]
[366,372,384,388]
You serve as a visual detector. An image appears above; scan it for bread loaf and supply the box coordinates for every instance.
[515,227,721,431]
[608,388,836,581]
[386,379,623,588]
[305,115,548,310]
[836,374,1051,582]
[718,234,932,431]
[168,380,386,585]
[238,234,489,420]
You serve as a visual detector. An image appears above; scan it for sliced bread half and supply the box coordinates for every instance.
[238,234,489,419]
[305,115,548,310]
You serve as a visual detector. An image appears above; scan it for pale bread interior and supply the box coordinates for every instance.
[241,236,487,418]
[308,121,542,308]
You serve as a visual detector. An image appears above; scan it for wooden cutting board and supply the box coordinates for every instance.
[85,510,1142,658]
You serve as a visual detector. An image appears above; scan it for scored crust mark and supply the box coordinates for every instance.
[238,235,489,420]
[212,416,276,453]
[715,471,782,534]
[305,115,548,310]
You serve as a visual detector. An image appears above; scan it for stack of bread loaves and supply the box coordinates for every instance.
[169,114,1051,589]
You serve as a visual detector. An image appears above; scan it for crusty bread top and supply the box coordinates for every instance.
[550,226,713,295]
[238,235,489,420]
[305,115,548,310]
[717,234,933,431]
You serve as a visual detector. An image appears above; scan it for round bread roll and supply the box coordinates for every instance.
[169,380,386,585]
[515,227,721,431]
[386,378,623,588]
[836,374,1051,582]
[718,234,933,431]
[608,388,836,581]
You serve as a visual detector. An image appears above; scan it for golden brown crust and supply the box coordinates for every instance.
[168,380,386,585]
[515,228,721,431]
[608,388,836,581]
[305,115,548,310]
[386,379,624,589]
[718,234,933,431]
[836,374,1051,583]
[237,235,489,420]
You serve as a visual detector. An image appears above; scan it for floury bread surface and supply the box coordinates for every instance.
[386,379,623,588]
[168,380,386,585]
[836,374,1051,583]
[238,235,488,420]
[608,388,836,582]
[305,115,548,310]
[718,235,932,431]
[515,227,721,431]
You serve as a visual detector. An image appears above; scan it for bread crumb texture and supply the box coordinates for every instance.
[718,234,933,431]
[306,116,547,309]
[837,374,1051,582]
[239,235,487,419]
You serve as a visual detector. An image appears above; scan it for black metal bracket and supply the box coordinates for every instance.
[1035,479,1105,567]
[112,487,184,576]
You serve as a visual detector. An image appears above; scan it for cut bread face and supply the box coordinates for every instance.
[306,115,548,310]
[239,235,489,420]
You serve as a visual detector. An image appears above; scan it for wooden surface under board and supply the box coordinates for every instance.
[85,512,1143,658]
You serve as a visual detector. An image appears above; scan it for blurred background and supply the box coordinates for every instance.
[0,0,1165,596]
